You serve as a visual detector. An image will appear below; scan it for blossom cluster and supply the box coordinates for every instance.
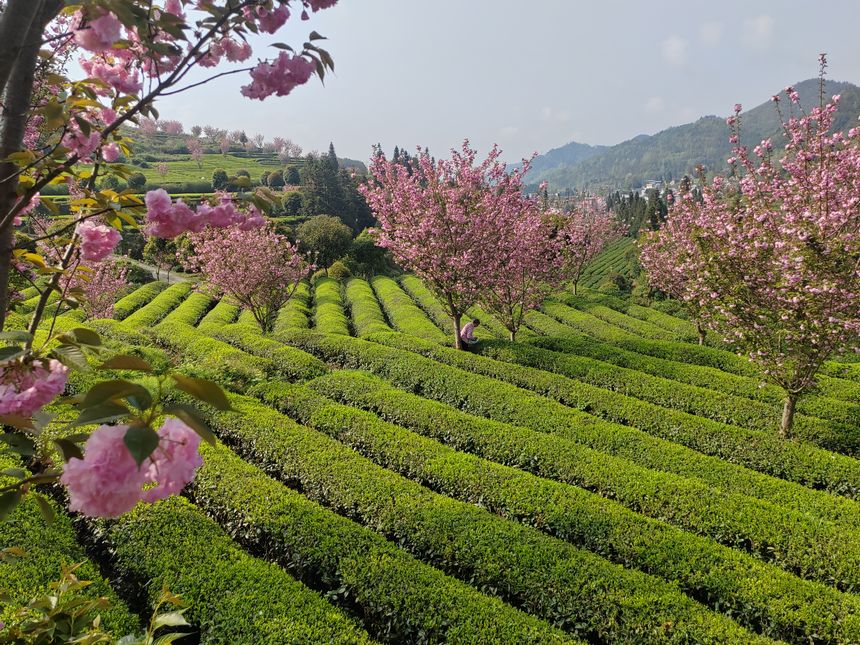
[77,220,121,262]
[144,189,265,238]
[0,358,69,417]
[60,418,203,518]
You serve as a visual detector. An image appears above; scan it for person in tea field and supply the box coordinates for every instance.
[460,318,481,349]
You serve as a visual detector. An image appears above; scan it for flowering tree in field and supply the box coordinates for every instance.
[187,136,203,168]
[363,141,549,348]
[186,217,311,333]
[553,198,621,295]
[75,259,128,319]
[0,0,340,520]
[640,58,860,437]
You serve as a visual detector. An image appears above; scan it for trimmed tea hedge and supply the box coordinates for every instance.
[277,330,860,515]
[369,331,860,500]
[398,275,496,340]
[370,276,450,344]
[159,290,214,326]
[191,440,573,644]
[344,277,392,336]
[0,455,137,635]
[273,280,311,333]
[120,282,193,329]
[257,375,860,643]
[196,298,240,332]
[112,281,168,320]
[312,277,350,336]
[472,339,859,455]
[522,335,860,425]
[107,497,372,644]
[198,391,766,643]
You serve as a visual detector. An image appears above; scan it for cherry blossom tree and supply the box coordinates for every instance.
[186,219,311,333]
[641,58,860,437]
[0,0,340,519]
[187,136,203,168]
[478,204,561,341]
[363,141,544,349]
[73,258,129,319]
[553,197,621,295]
[159,119,184,135]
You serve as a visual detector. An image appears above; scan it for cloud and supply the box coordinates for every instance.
[539,107,571,123]
[742,15,774,50]
[645,96,665,113]
[699,22,722,46]
[661,35,688,67]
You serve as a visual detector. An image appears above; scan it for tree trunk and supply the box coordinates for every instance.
[696,321,706,346]
[509,329,516,342]
[572,280,578,295]
[780,394,797,439]
[0,8,43,329]
[452,312,462,350]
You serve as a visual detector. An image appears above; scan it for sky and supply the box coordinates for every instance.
[158,0,860,164]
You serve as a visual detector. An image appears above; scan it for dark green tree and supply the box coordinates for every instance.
[128,172,146,190]
[296,214,353,273]
[268,169,285,188]
[282,191,302,216]
[212,169,228,189]
[327,142,339,171]
[285,165,301,185]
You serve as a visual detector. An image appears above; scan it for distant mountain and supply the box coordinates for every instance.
[528,79,860,191]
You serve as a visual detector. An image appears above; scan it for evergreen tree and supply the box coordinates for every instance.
[327,142,339,171]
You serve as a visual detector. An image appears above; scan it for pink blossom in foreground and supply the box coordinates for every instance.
[61,128,101,161]
[101,142,121,163]
[78,220,121,261]
[0,358,68,417]
[61,418,204,518]
[221,38,252,62]
[142,418,203,502]
[61,425,147,518]
[240,52,315,100]
[79,57,141,95]
[144,189,193,238]
[73,10,123,52]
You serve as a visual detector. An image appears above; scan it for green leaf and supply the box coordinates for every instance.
[0,468,25,479]
[32,494,55,524]
[164,405,216,445]
[51,344,88,370]
[70,327,102,347]
[152,611,190,629]
[0,414,35,431]
[171,374,231,410]
[0,346,26,363]
[99,355,152,372]
[308,30,327,41]
[71,401,129,427]
[0,490,21,520]
[54,438,84,462]
[0,433,35,456]
[123,425,159,467]
[0,331,33,343]
[83,379,148,407]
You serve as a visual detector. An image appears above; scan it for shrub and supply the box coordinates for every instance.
[328,260,350,280]
[127,172,146,189]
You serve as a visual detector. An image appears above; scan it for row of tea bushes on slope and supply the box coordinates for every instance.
[105,497,372,644]
[312,277,350,336]
[257,375,860,644]
[398,275,498,341]
[521,330,860,426]
[542,301,860,386]
[370,276,450,344]
[277,331,860,531]
[343,277,392,336]
[111,281,168,320]
[190,440,573,644]
[273,280,311,333]
[472,339,859,455]
[369,332,860,498]
[196,390,766,644]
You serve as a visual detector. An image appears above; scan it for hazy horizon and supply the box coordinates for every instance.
[155,1,860,163]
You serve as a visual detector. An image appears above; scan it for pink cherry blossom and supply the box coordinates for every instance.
[220,38,252,62]
[77,220,121,261]
[61,425,148,518]
[240,52,315,101]
[0,358,68,417]
[73,10,123,53]
[141,418,203,502]
[101,142,121,162]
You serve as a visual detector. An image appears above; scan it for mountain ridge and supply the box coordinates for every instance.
[527,78,860,191]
